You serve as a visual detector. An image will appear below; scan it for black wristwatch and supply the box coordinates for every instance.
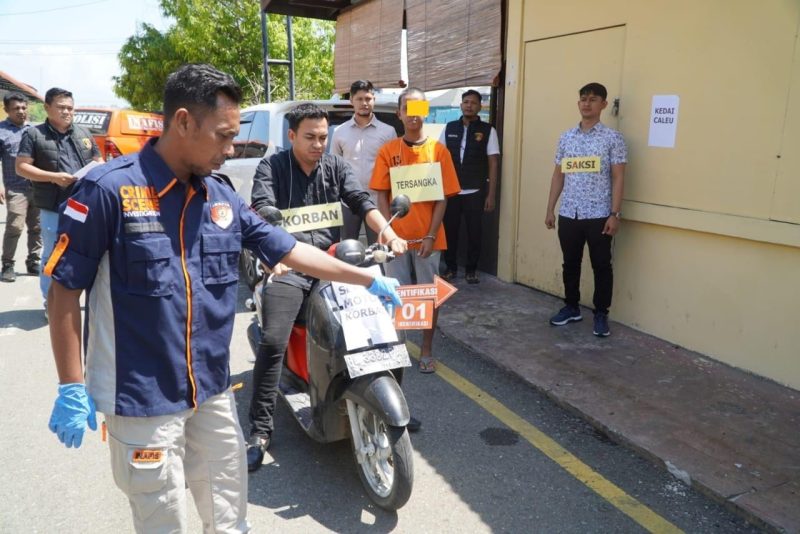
[611,211,622,219]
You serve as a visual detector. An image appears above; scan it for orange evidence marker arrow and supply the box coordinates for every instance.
[396,275,458,308]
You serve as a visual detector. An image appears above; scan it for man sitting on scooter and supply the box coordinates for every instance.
[247,103,409,472]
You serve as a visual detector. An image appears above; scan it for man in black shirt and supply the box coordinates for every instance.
[16,87,100,316]
[246,103,407,472]
[439,90,500,284]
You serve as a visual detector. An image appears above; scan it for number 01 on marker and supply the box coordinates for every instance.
[394,299,434,330]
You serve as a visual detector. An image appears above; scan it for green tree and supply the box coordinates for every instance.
[27,102,46,123]
[113,0,334,109]
[262,15,335,102]
[114,23,181,111]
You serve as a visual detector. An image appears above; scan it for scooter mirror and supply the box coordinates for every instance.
[258,205,283,226]
[390,195,411,219]
[334,239,366,265]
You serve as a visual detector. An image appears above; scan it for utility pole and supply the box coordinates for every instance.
[260,9,296,103]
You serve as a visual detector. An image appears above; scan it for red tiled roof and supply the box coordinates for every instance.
[0,70,44,102]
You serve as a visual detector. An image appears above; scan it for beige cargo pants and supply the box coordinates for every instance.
[106,389,249,533]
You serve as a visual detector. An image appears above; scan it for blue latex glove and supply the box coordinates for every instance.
[48,383,97,449]
[367,275,402,313]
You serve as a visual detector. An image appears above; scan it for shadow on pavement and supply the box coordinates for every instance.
[0,307,48,331]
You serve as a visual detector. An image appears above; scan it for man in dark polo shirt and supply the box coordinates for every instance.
[16,87,100,317]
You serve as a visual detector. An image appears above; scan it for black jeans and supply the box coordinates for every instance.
[557,215,613,314]
[443,191,484,273]
[249,280,309,437]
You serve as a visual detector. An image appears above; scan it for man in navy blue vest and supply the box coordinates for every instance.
[439,89,499,284]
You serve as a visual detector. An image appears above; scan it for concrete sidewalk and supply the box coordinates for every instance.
[436,274,799,533]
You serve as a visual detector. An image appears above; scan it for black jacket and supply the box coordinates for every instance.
[250,149,376,288]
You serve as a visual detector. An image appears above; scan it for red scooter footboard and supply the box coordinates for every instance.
[285,324,309,382]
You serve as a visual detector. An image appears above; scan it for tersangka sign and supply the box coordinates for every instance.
[389,162,444,203]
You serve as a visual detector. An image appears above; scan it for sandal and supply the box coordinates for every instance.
[419,355,437,374]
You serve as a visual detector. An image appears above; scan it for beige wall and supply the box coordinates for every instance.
[499,0,800,389]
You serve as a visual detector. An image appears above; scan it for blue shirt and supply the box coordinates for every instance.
[47,139,297,416]
[554,122,627,219]
[0,119,30,192]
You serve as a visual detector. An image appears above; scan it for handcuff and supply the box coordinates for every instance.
[405,235,435,245]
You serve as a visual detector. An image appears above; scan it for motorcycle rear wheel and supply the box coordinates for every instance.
[349,402,413,510]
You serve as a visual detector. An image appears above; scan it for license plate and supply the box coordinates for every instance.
[344,344,411,378]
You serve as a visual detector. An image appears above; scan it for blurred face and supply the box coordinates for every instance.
[288,117,328,168]
[398,93,425,135]
[351,90,375,118]
[184,94,240,177]
[45,95,74,131]
[460,94,481,120]
[577,92,607,121]
[4,99,28,127]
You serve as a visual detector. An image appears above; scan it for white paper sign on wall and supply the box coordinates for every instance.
[648,95,680,148]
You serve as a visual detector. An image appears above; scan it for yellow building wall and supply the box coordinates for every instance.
[498,0,800,389]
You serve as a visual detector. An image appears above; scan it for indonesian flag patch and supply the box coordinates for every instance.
[64,198,89,223]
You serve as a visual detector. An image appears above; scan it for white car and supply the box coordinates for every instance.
[220,98,402,289]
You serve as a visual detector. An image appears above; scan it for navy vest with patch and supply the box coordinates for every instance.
[444,118,492,191]
[26,123,94,211]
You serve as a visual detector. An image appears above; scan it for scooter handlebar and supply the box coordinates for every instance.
[364,243,395,265]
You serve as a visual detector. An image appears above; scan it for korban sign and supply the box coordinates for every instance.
[331,265,398,351]
[280,202,343,233]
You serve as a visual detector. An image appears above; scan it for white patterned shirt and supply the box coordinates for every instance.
[554,121,627,219]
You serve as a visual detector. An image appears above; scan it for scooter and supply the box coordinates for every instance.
[245,195,414,511]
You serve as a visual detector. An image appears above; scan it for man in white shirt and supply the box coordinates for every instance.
[331,80,398,243]
[439,89,500,284]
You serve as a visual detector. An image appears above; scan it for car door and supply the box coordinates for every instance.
[220,111,268,197]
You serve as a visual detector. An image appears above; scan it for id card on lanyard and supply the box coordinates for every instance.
[389,142,444,203]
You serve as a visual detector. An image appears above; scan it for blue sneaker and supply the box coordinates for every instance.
[593,312,610,337]
[550,305,582,326]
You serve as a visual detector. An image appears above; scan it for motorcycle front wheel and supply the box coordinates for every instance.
[348,401,413,510]
[239,248,260,291]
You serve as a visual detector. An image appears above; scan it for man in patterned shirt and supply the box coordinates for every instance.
[0,92,40,282]
[544,82,627,337]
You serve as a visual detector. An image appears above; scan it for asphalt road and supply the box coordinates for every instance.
[0,203,761,533]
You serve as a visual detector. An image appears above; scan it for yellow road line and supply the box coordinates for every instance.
[406,342,683,534]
